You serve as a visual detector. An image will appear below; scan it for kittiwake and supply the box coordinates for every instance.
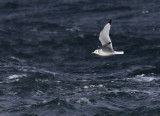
[92,19,124,56]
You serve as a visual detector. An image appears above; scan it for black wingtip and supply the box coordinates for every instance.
[108,19,112,24]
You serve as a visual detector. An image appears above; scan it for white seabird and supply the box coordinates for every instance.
[92,19,124,56]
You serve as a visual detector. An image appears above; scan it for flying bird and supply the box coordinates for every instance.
[92,20,124,56]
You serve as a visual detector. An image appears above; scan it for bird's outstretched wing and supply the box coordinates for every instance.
[99,20,114,52]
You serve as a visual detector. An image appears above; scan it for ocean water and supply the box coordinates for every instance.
[0,0,160,116]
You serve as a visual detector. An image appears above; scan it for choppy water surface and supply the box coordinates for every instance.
[0,0,160,116]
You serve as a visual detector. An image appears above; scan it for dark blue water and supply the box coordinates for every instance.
[0,0,160,116]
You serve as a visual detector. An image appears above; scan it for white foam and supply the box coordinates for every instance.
[8,74,26,80]
[76,97,90,104]
[65,27,80,32]
[98,84,103,87]
[83,86,89,89]
[133,74,157,82]
[142,10,149,13]
[83,84,104,89]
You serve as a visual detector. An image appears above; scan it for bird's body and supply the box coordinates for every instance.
[97,49,124,56]
[92,20,124,56]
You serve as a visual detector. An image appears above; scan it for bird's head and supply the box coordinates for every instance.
[92,50,99,55]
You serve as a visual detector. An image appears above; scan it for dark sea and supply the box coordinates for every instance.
[0,0,160,116]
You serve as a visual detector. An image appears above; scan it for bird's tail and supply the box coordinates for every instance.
[114,51,124,55]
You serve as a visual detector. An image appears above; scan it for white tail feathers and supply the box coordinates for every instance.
[114,51,124,55]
